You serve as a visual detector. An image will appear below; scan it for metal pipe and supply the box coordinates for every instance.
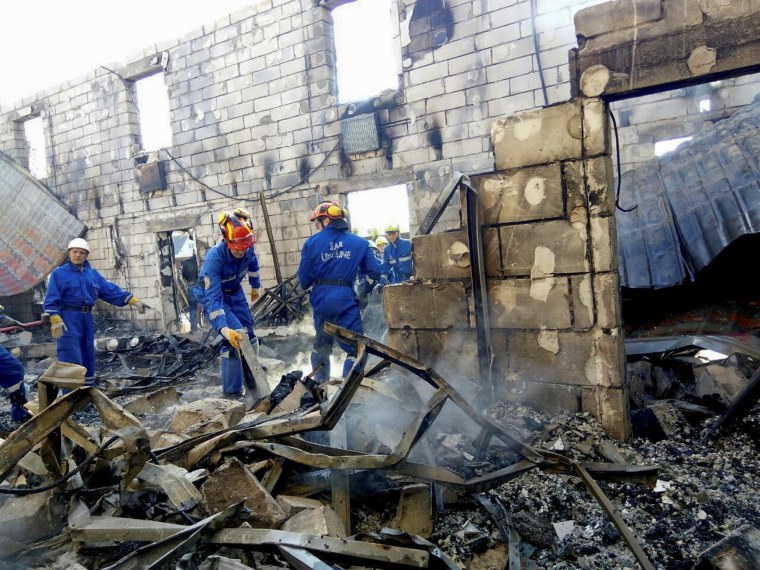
[259,191,283,284]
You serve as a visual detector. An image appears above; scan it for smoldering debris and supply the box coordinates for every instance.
[0,326,757,569]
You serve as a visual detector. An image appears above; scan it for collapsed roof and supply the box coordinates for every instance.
[0,154,85,296]
[616,100,760,289]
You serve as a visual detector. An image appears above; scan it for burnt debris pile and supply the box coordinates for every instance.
[0,327,758,569]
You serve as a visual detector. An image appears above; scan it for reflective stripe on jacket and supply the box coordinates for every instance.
[381,238,413,283]
[194,242,260,332]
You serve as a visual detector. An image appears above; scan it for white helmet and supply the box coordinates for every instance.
[68,238,90,252]
[367,240,378,250]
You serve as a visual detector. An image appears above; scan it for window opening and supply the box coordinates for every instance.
[699,98,711,112]
[347,184,410,238]
[654,136,693,157]
[134,73,172,151]
[332,0,397,103]
[23,116,47,178]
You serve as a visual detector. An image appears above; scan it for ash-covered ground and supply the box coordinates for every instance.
[1,317,758,569]
[424,402,759,569]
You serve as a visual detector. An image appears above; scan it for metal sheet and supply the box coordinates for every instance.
[617,101,760,289]
[0,154,86,295]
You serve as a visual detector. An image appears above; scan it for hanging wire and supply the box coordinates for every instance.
[100,67,341,203]
[266,138,343,200]
[161,148,233,199]
[530,0,549,107]
[610,110,637,213]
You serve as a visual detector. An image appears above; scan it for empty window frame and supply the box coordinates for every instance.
[331,0,399,103]
[347,184,410,238]
[22,115,47,179]
[134,73,172,152]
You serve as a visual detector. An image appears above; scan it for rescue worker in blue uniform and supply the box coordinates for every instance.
[380,224,413,284]
[42,238,151,386]
[355,240,381,309]
[194,209,261,395]
[298,202,381,382]
[0,306,31,423]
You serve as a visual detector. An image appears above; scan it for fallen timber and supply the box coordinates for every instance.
[0,325,659,569]
[150,324,656,569]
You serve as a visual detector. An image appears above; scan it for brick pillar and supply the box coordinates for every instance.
[396,98,630,441]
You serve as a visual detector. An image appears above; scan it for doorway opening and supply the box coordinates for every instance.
[171,230,202,334]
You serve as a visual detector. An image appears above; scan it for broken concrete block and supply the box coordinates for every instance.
[412,231,472,280]
[391,484,433,538]
[597,440,626,464]
[0,490,65,542]
[124,387,180,415]
[201,458,286,528]
[276,495,324,518]
[152,432,190,449]
[632,401,685,442]
[693,524,760,569]
[696,364,748,406]
[383,281,468,329]
[474,164,564,225]
[167,398,246,435]
[492,100,583,170]
[281,505,347,538]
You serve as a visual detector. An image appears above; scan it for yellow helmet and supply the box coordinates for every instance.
[385,224,400,234]
[375,236,388,245]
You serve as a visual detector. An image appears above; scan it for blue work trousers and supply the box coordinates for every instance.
[56,309,97,384]
[0,346,24,390]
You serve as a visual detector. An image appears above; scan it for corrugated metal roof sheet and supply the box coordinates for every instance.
[0,154,86,296]
[617,101,760,289]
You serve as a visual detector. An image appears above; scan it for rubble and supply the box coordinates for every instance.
[0,323,757,569]
[167,399,246,436]
[200,458,286,527]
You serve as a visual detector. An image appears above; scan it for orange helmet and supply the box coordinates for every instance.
[218,210,255,251]
[310,201,348,222]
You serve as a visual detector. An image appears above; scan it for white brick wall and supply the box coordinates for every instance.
[0,0,625,326]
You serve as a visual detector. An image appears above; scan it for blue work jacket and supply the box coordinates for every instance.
[194,242,260,332]
[43,260,133,314]
[298,220,380,316]
[381,237,413,283]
